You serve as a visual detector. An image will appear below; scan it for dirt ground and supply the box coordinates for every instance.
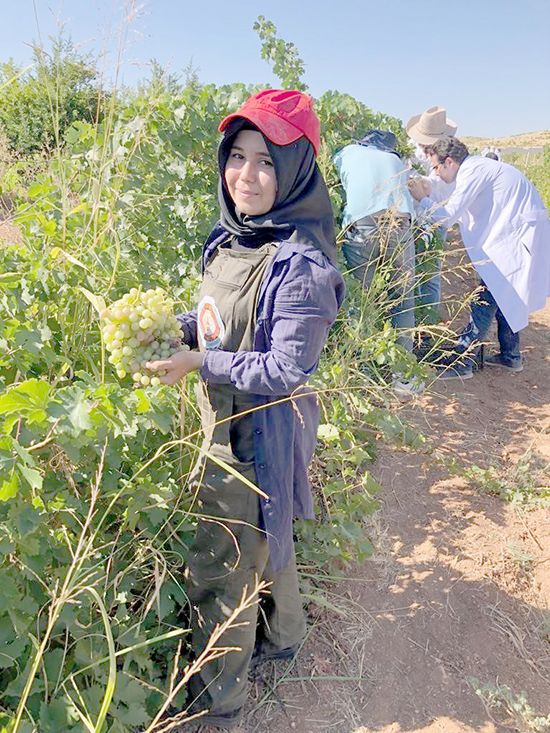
[0,220,21,244]
[243,246,550,732]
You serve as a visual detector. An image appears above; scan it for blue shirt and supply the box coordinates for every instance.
[178,226,345,570]
[334,144,415,226]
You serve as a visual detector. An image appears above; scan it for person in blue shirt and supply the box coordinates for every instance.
[147,89,344,730]
[335,131,415,348]
[334,130,420,397]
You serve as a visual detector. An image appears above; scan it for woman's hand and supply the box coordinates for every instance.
[146,350,205,385]
[408,176,431,201]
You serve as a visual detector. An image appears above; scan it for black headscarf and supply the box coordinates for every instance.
[217,119,337,262]
[358,129,401,158]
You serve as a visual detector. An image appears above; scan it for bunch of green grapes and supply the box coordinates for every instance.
[101,287,186,386]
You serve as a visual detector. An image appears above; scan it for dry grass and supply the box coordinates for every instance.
[461,130,550,149]
[243,592,376,732]
[488,602,550,685]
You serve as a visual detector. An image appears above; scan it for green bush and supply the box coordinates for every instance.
[0,37,104,157]
[503,146,550,210]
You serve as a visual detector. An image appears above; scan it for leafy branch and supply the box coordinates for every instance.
[253,16,307,91]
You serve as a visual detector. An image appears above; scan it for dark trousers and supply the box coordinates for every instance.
[458,282,521,361]
[186,456,305,716]
[342,211,415,352]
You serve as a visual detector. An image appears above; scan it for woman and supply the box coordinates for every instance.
[147,89,345,730]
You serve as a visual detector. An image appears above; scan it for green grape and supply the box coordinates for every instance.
[101,286,185,387]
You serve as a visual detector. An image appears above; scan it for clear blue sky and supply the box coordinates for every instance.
[1,0,548,137]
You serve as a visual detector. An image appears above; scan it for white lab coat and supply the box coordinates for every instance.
[420,156,550,332]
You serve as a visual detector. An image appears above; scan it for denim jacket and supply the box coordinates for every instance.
[178,225,345,570]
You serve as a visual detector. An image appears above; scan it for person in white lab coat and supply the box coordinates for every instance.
[406,106,457,326]
[408,137,550,380]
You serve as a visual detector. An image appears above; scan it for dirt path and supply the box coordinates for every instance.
[245,297,550,731]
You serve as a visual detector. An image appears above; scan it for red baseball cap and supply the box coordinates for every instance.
[218,89,321,156]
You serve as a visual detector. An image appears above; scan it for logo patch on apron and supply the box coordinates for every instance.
[197,295,225,350]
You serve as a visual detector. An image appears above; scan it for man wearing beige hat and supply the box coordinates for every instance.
[406,106,458,329]
[407,106,458,146]
[406,106,458,201]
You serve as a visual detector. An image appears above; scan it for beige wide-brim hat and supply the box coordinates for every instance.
[406,106,458,145]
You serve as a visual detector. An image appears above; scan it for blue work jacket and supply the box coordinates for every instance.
[178,225,345,570]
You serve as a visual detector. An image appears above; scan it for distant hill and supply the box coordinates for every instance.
[461,130,550,151]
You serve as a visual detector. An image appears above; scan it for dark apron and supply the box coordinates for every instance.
[186,241,306,716]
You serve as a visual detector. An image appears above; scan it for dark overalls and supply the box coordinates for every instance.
[186,241,306,716]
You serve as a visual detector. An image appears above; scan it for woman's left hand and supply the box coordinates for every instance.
[146,350,205,385]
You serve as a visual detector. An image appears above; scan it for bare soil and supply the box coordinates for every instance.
[0,199,22,244]
[0,220,21,243]
[244,243,550,732]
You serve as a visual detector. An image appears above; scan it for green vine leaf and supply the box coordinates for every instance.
[0,472,18,501]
